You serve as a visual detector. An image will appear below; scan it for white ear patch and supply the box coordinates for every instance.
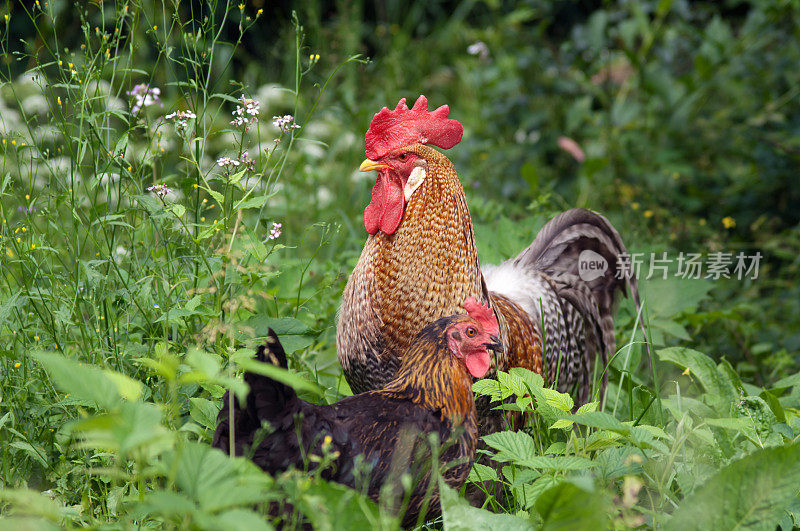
[404,166,426,201]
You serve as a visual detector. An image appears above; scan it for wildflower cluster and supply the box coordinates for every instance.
[239,151,256,172]
[165,110,197,134]
[216,157,240,171]
[268,222,282,240]
[147,183,171,197]
[231,95,260,130]
[127,84,162,115]
[272,114,301,134]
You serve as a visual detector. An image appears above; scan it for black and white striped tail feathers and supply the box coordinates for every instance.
[483,208,647,404]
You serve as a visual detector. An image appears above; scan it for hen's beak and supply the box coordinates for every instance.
[359,158,388,172]
[484,335,503,354]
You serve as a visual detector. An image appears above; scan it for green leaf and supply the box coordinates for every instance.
[468,462,499,484]
[538,387,574,412]
[535,481,608,530]
[439,478,534,530]
[658,347,738,411]
[667,443,800,531]
[32,351,122,409]
[237,358,323,396]
[162,442,270,513]
[188,398,221,430]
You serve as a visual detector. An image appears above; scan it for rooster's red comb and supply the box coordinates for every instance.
[463,297,498,337]
[365,95,463,159]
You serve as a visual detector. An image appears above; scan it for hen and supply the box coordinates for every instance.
[212,298,501,526]
[337,95,645,410]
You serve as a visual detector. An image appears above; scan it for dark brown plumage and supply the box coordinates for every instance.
[212,307,500,527]
[337,96,645,417]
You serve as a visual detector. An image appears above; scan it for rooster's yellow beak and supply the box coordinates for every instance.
[359,159,388,172]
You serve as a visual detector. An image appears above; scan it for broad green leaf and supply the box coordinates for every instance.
[162,442,270,512]
[237,358,323,396]
[32,351,122,409]
[667,443,800,531]
[538,387,574,412]
[439,478,535,530]
[535,481,608,530]
[658,347,738,411]
[188,398,221,430]
[468,462,499,484]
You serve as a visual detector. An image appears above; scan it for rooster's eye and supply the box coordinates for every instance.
[466,327,477,337]
[398,153,408,161]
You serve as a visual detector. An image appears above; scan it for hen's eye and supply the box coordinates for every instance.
[466,327,477,337]
[398,153,408,161]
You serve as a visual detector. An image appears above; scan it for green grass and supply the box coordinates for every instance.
[1,1,799,529]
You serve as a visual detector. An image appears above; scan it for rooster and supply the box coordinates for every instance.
[212,298,501,526]
[337,95,644,410]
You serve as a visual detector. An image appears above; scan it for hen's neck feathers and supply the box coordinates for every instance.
[380,318,477,428]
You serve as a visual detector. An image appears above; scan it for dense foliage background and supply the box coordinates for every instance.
[1,0,799,528]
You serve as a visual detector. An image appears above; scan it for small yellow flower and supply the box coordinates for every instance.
[238,3,244,9]
[95,328,100,333]
[68,62,73,68]
[682,367,690,376]
[257,8,263,15]
[34,335,40,341]
[113,327,117,332]
[57,96,62,106]
[21,226,27,231]
[31,244,36,249]
[16,237,21,242]
[192,183,198,188]
[4,14,8,22]
[11,139,16,145]
[100,315,104,320]
[14,362,21,368]
[202,198,207,203]
[314,54,320,61]
[127,165,132,172]
[643,210,653,218]
[201,217,205,221]
[722,216,736,229]
[630,202,640,210]
[153,25,157,30]
[58,60,62,66]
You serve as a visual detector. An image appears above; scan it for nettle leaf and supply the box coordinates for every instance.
[468,462,499,484]
[473,378,508,401]
[188,398,221,431]
[32,351,128,409]
[161,442,270,513]
[538,387,574,412]
[658,347,738,411]
[439,478,535,530]
[535,481,608,530]
[667,443,800,531]
[483,430,538,464]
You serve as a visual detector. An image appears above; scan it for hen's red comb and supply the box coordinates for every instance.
[463,297,498,336]
[365,95,463,159]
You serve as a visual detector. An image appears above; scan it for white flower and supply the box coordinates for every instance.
[230,95,260,130]
[217,156,240,169]
[166,110,197,133]
[467,41,490,60]
[127,83,162,115]
[272,114,301,133]
[268,222,282,240]
[147,183,171,197]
